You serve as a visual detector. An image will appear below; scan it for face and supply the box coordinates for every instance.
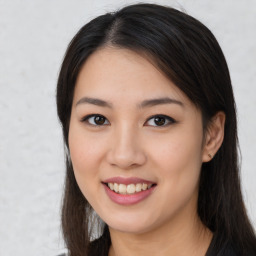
[69,47,207,234]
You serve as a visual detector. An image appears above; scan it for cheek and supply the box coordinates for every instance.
[70,140,99,169]
[68,126,106,198]
[69,122,105,169]
[148,127,203,193]
[150,131,203,170]
[146,137,203,223]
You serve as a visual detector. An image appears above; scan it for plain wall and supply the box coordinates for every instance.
[0,0,255,255]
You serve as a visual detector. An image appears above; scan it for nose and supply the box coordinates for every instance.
[106,125,147,169]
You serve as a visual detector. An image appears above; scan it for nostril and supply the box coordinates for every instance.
[106,147,147,169]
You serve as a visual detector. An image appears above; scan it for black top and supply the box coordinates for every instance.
[58,232,255,256]
[205,233,237,256]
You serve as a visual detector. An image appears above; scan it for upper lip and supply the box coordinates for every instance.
[102,176,156,185]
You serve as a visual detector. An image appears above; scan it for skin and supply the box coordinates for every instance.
[68,47,225,256]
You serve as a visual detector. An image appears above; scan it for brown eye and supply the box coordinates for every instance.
[94,115,106,125]
[81,114,109,126]
[145,115,176,127]
[154,116,166,126]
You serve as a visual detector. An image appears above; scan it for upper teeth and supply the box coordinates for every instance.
[108,183,153,194]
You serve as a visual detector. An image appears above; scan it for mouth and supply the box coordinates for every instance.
[101,177,157,205]
[103,182,156,195]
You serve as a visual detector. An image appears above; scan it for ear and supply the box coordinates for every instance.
[202,111,225,162]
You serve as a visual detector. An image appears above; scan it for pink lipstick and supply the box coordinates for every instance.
[102,177,156,205]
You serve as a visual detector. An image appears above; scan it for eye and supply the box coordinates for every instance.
[81,114,110,126]
[145,115,176,127]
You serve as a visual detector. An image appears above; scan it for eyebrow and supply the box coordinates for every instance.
[138,97,183,108]
[76,97,112,108]
[75,97,183,108]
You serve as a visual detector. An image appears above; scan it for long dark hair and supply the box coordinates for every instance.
[56,3,256,256]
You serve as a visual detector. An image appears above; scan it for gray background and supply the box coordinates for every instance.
[0,0,255,255]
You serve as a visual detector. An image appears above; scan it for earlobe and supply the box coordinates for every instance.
[202,111,226,162]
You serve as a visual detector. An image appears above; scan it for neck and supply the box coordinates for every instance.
[108,214,213,256]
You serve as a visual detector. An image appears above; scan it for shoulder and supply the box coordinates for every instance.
[207,239,255,256]
[206,233,242,256]
[221,241,256,256]
[54,235,109,256]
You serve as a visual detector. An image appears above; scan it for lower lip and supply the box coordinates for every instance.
[103,184,156,205]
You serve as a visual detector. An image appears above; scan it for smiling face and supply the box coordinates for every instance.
[68,47,208,235]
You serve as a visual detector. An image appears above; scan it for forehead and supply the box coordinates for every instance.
[74,47,191,107]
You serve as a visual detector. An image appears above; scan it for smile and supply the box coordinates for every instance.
[102,177,157,205]
[107,182,153,195]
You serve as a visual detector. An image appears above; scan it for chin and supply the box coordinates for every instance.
[104,212,159,235]
[109,222,151,234]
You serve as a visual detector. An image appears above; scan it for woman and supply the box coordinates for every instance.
[56,3,256,256]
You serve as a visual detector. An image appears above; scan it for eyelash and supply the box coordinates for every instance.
[80,114,110,126]
[145,114,176,127]
[81,114,176,127]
